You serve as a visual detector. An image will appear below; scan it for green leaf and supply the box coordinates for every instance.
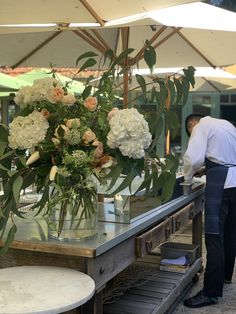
[16,154,27,169]
[32,185,50,215]
[76,58,97,73]
[0,124,9,142]
[103,49,114,66]
[144,41,156,73]
[183,66,196,88]
[110,172,136,195]
[159,82,168,110]
[167,79,175,107]
[85,75,95,86]
[166,110,180,139]
[0,164,12,173]
[82,85,93,99]
[13,175,23,203]
[148,114,164,152]
[0,224,17,256]
[40,141,56,153]
[174,78,183,106]
[134,170,153,195]
[182,77,190,106]
[106,165,123,192]
[135,74,146,96]
[76,51,98,66]
[165,153,179,173]
[0,204,10,231]
[0,150,14,162]
[0,140,7,157]
[110,48,135,69]
[22,170,35,190]
[160,172,176,202]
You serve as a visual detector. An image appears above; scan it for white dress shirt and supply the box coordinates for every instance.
[183,116,236,188]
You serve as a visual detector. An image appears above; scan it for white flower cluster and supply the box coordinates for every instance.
[8,110,49,149]
[107,108,152,159]
[14,77,76,107]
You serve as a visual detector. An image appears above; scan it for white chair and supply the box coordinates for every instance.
[0,266,95,313]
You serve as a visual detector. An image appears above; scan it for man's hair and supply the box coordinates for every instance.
[185,113,205,136]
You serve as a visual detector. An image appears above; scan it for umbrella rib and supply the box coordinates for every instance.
[132,28,181,64]
[91,29,113,53]
[202,77,222,92]
[132,26,167,63]
[12,32,62,69]
[73,30,106,54]
[175,29,216,68]
[121,27,129,51]
[80,0,105,26]
[82,30,108,52]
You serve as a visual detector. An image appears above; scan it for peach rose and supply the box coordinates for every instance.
[47,87,64,103]
[65,118,81,129]
[41,108,50,119]
[93,142,104,159]
[62,93,76,106]
[84,96,98,112]
[99,155,114,168]
[82,128,96,144]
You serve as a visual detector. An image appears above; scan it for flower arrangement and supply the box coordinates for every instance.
[0,47,195,254]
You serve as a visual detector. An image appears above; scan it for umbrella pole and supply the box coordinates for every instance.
[165,87,171,155]
[123,70,129,108]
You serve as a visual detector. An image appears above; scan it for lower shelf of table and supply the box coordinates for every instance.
[103,257,202,314]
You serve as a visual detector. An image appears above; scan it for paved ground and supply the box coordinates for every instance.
[171,225,236,314]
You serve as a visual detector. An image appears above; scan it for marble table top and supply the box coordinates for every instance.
[0,266,95,314]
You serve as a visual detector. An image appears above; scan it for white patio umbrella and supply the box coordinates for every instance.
[130,67,236,93]
[0,0,200,31]
[0,2,235,71]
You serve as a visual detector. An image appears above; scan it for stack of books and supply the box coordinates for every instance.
[160,255,190,273]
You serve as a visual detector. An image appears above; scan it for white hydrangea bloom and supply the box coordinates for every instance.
[14,86,32,108]
[8,110,49,150]
[14,77,64,108]
[107,108,152,159]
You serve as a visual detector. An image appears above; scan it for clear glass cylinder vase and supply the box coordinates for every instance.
[47,179,98,241]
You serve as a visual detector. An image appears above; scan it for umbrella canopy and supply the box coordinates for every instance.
[0,24,235,70]
[0,0,199,31]
[130,67,236,92]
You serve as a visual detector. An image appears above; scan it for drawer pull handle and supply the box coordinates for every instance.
[145,240,161,256]
[165,227,171,239]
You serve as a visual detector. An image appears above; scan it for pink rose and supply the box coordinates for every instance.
[107,108,119,121]
[84,96,98,112]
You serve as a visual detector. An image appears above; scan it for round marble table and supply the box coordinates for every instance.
[0,266,95,314]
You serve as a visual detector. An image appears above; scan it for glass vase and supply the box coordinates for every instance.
[47,179,98,241]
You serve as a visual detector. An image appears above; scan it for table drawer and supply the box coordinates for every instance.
[172,202,194,233]
[135,218,172,258]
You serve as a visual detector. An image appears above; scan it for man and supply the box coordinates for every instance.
[183,114,236,308]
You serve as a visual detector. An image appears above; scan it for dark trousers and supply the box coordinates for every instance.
[203,187,236,297]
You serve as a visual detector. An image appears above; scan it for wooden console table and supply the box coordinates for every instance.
[0,187,204,314]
